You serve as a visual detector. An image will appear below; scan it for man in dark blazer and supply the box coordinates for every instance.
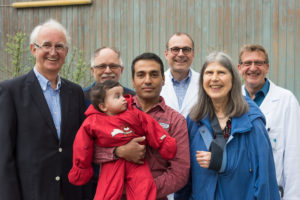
[0,19,90,200]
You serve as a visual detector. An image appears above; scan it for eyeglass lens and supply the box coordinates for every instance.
[241,61,266,66]
[94,64,121,70]
[170,47,193,54]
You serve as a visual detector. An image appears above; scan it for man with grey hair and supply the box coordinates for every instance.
[0,19,90,200]
[84,47,135,107]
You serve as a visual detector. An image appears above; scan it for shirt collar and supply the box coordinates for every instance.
[132,95,166,113]
[259,78,270,96]
[34,67,61,91]
[170,69,192,84]
[244,78,270,97]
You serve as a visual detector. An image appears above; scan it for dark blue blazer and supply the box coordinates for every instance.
[0,70,90,200]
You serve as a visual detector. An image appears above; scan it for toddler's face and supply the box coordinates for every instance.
[101,86,127,116]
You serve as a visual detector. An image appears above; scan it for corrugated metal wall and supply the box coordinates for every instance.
[1,0,299,101]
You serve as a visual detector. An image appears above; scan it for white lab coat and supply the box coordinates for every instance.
[243,80,300,200]
[161,68,200,118]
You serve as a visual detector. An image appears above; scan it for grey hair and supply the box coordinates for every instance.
[90,46,123,67]
[30,19,71,47]
[189,51,248,121]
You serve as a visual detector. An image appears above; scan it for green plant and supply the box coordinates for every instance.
[0,32,34,78]
[1,32,93,87]
[60,47,93,87]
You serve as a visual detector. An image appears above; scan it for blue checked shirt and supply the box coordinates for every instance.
[34,67,62,139]
[171,70,192,109]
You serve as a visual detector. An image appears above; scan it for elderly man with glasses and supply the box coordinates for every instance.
[84,47,135,107]
[0,19,91,200]
[238,44,300,199]
[161,32,200,118]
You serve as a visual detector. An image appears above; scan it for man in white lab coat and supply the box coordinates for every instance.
[238,44,300,199]
[161,32,200,118]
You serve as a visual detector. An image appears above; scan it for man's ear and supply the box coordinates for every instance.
[164,49,168,59]
[131,78,135,89]
[30,44,37,56]
[162,75,165,86]
[237,64,242,73]
[99,103,107,112]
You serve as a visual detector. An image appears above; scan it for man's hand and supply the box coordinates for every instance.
[196,151,211,168]
[115,136,146,164]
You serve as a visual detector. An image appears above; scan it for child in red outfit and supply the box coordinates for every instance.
[68,80,177,200]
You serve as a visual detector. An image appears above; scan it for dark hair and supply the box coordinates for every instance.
[189,51,248,121]
[239,44,269,64]
[166,32,195,49]
[90,80,122,112]
[131,52,164,79]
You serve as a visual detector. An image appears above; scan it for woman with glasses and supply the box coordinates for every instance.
[175,52,280,200]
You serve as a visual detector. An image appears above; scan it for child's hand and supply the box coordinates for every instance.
[116,136,146,164]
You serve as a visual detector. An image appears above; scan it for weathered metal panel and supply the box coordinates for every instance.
[0,0,299,101]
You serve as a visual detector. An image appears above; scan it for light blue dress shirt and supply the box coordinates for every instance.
[34,67,62,139]
[170,70,192,109]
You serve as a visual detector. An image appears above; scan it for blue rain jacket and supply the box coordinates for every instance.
[175,98,280,200]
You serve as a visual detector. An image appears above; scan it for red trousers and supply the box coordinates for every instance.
[95,159,156,200]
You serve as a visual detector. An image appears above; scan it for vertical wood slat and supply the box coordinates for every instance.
[0,0,299,101]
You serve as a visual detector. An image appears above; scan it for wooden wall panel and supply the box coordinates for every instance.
[0,0,299,101]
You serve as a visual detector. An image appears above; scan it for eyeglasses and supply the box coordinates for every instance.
[34,42,67,53]
[93,64,122,70]
[240,60,267,67]
[168,47,193,55]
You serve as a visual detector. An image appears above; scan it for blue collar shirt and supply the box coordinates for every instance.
[245,78,270,107]
[34,67,62,139]
[171,70,192,109]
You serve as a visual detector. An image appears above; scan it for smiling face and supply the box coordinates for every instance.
[238,51,269,92]
[30,26,68,77]
[91,48,124,83]
[100,86,127,116]
[165,34,194,76]
[203,62,233,103]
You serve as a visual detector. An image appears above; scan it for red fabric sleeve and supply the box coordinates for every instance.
[138,109,177,160]
[68,122,94,185]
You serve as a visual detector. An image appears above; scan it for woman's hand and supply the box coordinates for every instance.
[196,151,211,168]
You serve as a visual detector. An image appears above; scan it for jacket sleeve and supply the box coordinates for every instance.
[252,118,280,200]
[68,121,94,186]
[281,95,300,199]
[154,114,190,198]
[0,83,22,200]
[174,116,196,200]
[138,109,177,160]
[174,174,192,200]
[93,145,117,164]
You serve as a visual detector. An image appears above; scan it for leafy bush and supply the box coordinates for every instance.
[0,32,93,87]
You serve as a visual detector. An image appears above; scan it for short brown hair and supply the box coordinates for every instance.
[239,44,269,64]
[166,32,194,49]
